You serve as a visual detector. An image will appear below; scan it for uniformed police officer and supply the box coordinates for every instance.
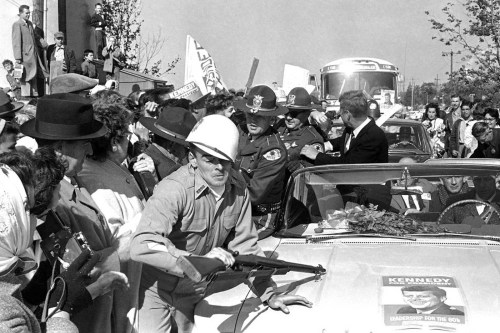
[234,85,288,239]
[275,87,325,174]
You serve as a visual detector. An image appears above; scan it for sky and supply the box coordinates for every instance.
[141,0,458,90]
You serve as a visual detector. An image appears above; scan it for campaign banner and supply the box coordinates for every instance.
[166,81,204,103]
[380,275,466,330]
[282,64,310,95]
[184,35,227,96]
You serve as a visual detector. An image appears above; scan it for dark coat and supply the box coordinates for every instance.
[144,143,181,181]
[470,128,500,158]
[235,127,287,206]
[314,118,388,165]
[11,18,47,81]
[442,189,500,225]
[90,13,106,29]
[46,44,77,73]
[397,303,464,315]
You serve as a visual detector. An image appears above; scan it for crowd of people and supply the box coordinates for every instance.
[2,3,500,333]
[418,95,500,159]
[3,3,123,101]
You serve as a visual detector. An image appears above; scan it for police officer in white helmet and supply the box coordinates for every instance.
[130,115,312,333]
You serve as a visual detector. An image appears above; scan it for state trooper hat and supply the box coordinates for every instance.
[284,87,318,110]
[234,85,288,117]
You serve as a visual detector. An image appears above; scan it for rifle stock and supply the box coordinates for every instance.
[176,252,326,283]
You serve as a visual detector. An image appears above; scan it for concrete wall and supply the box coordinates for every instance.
[66,0,96,68]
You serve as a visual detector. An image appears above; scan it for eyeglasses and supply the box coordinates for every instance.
[485,117,496,122]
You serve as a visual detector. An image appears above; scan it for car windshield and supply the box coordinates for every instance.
[279,163,500,238]
[323,72,396,100]
[330,121,431,154]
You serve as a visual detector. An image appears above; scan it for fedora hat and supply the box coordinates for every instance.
[21,93,107,140]
[0,91,24,118]
[49,73,98,94]
[234,85,287,117]
[284,87,318,111]
[139,107,197,146]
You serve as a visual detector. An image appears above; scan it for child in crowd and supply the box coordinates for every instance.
[81,49,97,78]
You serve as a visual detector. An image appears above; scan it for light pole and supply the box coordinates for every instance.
[442,50,462,80]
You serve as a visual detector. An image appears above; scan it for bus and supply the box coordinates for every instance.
[320,57,400,113]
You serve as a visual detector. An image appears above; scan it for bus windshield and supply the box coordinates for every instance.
[323,72,396,100]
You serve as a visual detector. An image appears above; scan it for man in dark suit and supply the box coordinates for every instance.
[140,106,197,181]
[90,3,107,60]
[397,285,464,315]
[46,32,77,74]
[470,121,500,158]
[301,90,388,164]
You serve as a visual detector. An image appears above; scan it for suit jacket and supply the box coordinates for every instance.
[46,44,77,73]
[90,13,106,29]
[315,118,388,165]
[11,18,47,81]
[397,303,464,315]
[144,143,181,181]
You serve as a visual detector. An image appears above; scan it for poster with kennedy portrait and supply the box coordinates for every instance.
[380,276,466,330]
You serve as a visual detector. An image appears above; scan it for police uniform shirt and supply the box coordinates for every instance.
[235,127,287,206]
[276,123,324,161]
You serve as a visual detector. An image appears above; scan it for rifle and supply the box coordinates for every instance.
[177,251,326,283]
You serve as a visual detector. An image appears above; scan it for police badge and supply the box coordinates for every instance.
[287,94,296,106]
[251,95,264,113]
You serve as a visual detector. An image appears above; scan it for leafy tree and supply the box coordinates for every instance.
[426,1,500,101]
[102,0,142,71]
[102,0,179,77]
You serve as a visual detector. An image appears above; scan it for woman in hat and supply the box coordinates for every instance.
[233,85,288,239]
[77,92,153,333]
[275,87,324,174]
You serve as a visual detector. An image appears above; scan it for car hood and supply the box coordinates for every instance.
[194,237,500,333]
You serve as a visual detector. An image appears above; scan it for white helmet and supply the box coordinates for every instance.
[186,114,239,162]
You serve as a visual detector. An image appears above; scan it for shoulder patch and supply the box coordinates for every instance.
[263,149,281,161]
[312,143,324,152]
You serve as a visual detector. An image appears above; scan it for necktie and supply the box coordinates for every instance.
[344,133,352,153]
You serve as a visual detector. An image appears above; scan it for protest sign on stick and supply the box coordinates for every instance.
[185,35,227,96]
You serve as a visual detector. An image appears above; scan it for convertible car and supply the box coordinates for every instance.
[194,160,500,332]
[329,118,434,162]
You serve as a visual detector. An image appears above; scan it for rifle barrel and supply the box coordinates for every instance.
[235,255,326,274]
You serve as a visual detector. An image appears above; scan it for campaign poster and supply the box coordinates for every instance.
[166,81,204,103]
[380,89,395,109]
[184,35,227,96]
[381,276,466,330]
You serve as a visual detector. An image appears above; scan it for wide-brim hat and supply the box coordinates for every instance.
[0,91,24,117]
[21,93,107,140]
[234,85,288,117]
[50,73,98,94]
[139,106,197,146]
[283,87,318,111]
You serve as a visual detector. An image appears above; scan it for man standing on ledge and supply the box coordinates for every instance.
[301,90,388,165]
[130,115,311,333]
[12,4,48,98]
[90,3,107,60]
